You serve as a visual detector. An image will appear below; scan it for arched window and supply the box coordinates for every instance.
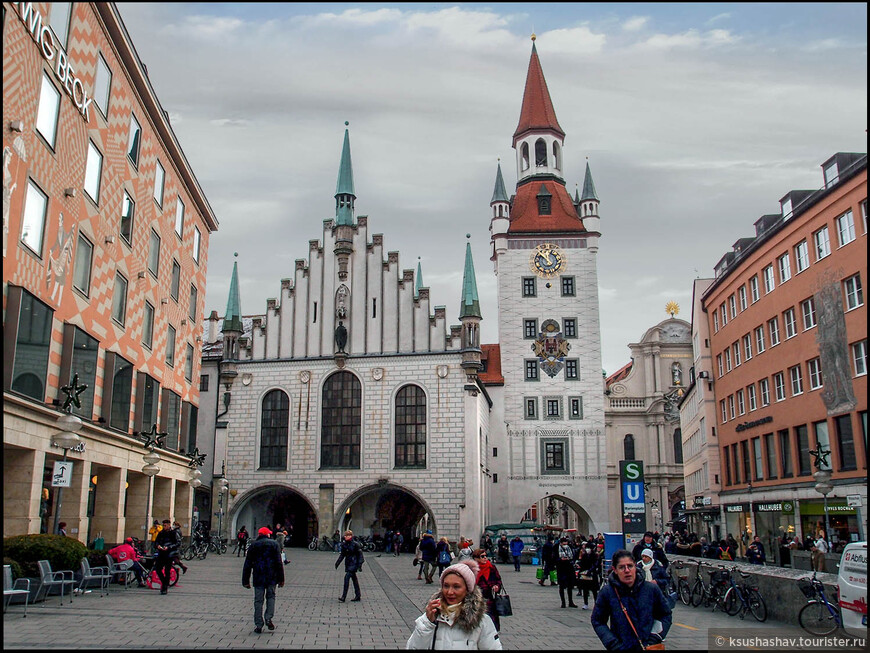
[624,434,635,460]
[552,142,561,170]
[521,143,530,171]
[674,428,683,464]
[395,384,426,468]
[260,389,289,469]
[321,371,361,468]
[535,139,548,167]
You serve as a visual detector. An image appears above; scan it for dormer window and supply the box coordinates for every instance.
[781,198,792,219]
[537,184,552,215]
[824,162,839,188]
[535,139,547,167]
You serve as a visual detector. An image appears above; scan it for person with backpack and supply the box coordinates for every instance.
[717,538,734,561]
[236,526,250,557]
[436,536,453,575]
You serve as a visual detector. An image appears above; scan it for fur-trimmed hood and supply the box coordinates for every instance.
[427,587,487,632]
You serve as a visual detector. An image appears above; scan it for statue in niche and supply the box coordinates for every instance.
[335,284,349,320]
[815,281,856,414]
[335,321,348,354]
[671,362,682,386]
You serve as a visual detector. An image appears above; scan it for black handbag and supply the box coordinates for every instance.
[493,587,513,616]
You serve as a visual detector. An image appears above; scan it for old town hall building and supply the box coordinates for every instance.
[198,41,610,545]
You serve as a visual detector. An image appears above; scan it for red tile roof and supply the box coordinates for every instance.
[513,44,564,146]
[479,344,504,385]
[507,180,587,234]
[606,361,633,387]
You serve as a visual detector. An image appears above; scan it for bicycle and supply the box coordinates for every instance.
[721,565,767,622]
[690,564,730,610]
[670,559,694,606]
[797,571,841,635]
[308,535,320,551]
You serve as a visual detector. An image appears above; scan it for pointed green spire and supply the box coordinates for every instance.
[491,162,509,203]
[581,161,599,201]
[459,236,481,319]
[415,258,423,299]
[335,123,356,226]
[574,184,580,204]
[223,256,243,333]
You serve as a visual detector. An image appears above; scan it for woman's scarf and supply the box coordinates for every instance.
[477,558,493,580]
[640,558,654,582]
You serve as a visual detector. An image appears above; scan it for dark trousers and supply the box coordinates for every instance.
[559,583,577,606]
[155,557,172,591]
[580,582,599,605]
[253,585,276,627]
[485,598,501,631]
[512,554,521,571]
[342,571,360,599]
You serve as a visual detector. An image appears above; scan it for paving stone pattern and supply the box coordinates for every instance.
[4,551,804,649]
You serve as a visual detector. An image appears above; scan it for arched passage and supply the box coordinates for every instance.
[521,494,597,536]
[336,483,436,553]
[230,484,318,548]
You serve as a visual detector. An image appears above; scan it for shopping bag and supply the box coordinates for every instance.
[493,588,513,617]
[536,568,545,580]
[549,570,558,583]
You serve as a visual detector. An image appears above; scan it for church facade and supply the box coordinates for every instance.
[199,41,610,544]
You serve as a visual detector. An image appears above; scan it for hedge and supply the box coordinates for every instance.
[3,557,23,579]
[2,534,88,578]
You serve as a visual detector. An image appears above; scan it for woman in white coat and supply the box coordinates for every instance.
[407,559,502,650]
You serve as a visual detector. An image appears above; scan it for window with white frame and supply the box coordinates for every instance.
[749,276,760,303]
[738,286,747,311]
[773,372,785,401]
[808,358,823,390]
[763,265,775,293]
[525,359,539,381]
[717,354,724,377]
[111,271,128,325]
[720,302,727,326]
[844,274,864,310]
[725,348,732,372]
[737,389,745,415]
[569,397,583,419]
[837,210,855,246]
[824,162,839,188]
[72,232,93,296]
[170,260,181,301]
[794,240,809,273]
[153,159,165,206]
[127,114,141,167]
[755,325,765,354]
[789,365,803,396]
[777,253,791,283]
[759,378,770,406]
[545,398,562,418]
[143,301,154,349]
[564,359,579,380]
[84,141,103,204]
[748,383,757,411]
[801,297,816,330]
[120,191,135,245]
[563,318,577,338]
[21,180,48,256]
[713,311,719,332]
[524,319,537,339]
[814,226,830,260]
[175,197,185,237]
[524,397,538,419]
[733,342,741,366]
[784,308,797,339]
[743,334,752,360]
[193,226,201,264]
[768,317,780,346]
[728,395,735,420]
[166,324,176,367]
[720,399,727,422]
[35,74,61,149]
[852,340,867,376]
[862,199,868,234]
[729,294,737,319]
[93,53,112,118]
[147,230,160,277]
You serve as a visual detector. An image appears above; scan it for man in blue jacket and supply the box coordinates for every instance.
[418,531,438,583]
[510,535,525,572]
[591,549,672,651]
[243,527,285,634]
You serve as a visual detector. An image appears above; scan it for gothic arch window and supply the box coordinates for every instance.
[321,371,361,468]
[260,389,289,469]
[395,384,426,468]
[624,434,635,460]
[674,428,683,464]
[552,142,562,170]
[535,138,548,167]
[521,143,530,171]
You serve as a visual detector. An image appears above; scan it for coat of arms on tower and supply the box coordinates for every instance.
[532,319,570,377]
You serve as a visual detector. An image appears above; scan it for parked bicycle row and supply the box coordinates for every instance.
[670,559,768,621]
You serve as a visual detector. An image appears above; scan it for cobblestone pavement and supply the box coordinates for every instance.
[4,550,807,649]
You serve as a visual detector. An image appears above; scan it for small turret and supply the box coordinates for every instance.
[221,255,243,387]
[459,235,482,380]
[489,161,511,263]
[579,161,600,234]
[333,123,356,280]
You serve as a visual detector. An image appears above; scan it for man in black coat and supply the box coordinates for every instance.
[335,529,365,602]
[632,531,669,569]
[243,527,285,633]
[539,535,557,586]
[418,531,437,584]
[153,519,178,595]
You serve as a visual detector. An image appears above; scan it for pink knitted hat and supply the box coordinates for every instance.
[440,558,479,591]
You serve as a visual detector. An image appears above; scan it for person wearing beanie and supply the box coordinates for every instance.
[639,549,671,604]
[242,526,284,633]
[335,530,365,602]
[406,558,502,649]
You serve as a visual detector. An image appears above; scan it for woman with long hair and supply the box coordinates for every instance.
[472,548,503,632]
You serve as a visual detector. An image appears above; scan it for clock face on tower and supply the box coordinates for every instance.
[529,243,565,278]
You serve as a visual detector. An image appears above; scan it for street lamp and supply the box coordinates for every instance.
[136,424,167,537]
[51,374,87,536]
[810,444,833,546]
[216,476,229,540]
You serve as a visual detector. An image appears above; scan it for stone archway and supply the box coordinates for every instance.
[522,494,597,536]
[230,484,318,548]
[336,483,436,552]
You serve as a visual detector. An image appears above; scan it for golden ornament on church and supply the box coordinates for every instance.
[665,301,680,318]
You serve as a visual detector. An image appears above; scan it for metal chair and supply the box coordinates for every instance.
[77,557,110,596]
[4,565,30,617]
[105,555,135,589]
[36,560,76,605]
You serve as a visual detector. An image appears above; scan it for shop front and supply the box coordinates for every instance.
[752,500,797,567]
[800,499,861,553]
[723,502,750,550]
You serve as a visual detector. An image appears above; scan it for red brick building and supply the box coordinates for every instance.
[702,152,866,559]
[3,3,218,543]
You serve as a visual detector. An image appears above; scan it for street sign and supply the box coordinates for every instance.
[52,461,73,487]
[619,460,647,535]
[847,495,861,508]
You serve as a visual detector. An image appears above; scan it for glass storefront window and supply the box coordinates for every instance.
[799,499,860,554]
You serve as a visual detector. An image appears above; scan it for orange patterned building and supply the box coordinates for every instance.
[3,3,218,544]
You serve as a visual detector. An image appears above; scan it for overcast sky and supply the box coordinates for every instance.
[117,3,867,375]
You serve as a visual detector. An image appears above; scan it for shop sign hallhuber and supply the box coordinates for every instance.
[753,502,783,512]
[724,503,750,513]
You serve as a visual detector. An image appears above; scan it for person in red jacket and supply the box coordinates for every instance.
[472,548,504,632]
[108,537,147,587]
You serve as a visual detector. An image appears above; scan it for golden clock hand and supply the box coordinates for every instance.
[541,250,551,265]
